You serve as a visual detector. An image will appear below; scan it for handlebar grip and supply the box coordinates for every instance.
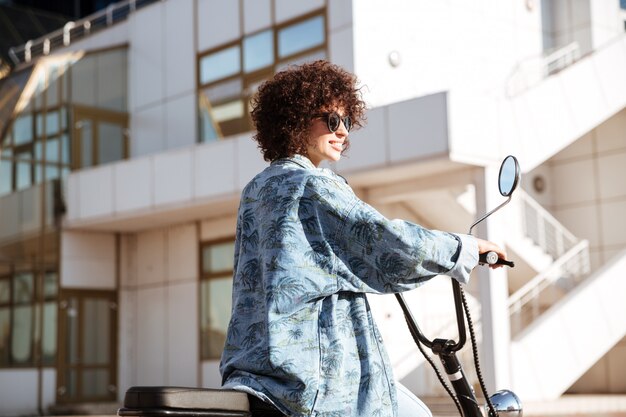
[479,251,515,268]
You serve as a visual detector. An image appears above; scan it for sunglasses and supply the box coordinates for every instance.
[313,112,352,133]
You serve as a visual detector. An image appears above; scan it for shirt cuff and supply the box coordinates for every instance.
[447,234,479,284]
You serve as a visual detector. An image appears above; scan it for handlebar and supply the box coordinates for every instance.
[479,251,515,268]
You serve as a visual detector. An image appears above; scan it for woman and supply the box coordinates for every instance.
[219,60,506,417]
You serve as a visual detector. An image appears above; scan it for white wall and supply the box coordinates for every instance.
[61,231,116,289]
[118,223,199,398]
[590,0,625,50]
[535,108,626,394]
[352,0,543,108]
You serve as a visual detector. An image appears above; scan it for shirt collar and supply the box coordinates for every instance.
[273,154,317,170]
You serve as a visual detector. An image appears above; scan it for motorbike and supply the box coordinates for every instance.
[118,156,523,417]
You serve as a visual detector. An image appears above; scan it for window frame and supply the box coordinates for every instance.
[198,238,236,361]
[196,8,328,142]
[0,269,59,369]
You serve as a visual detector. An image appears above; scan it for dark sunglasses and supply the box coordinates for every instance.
[313,112,352,133]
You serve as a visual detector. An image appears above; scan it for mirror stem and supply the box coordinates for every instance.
[468,195,512,235]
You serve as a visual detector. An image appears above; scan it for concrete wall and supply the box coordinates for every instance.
[61,231,116,289]
[352,0,543,108]
[118,223,200,400]
[526,108,626,394]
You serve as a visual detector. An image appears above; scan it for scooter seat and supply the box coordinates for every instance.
[118,386,250,417]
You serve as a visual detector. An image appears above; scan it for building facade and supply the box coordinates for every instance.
[0,0,625,415]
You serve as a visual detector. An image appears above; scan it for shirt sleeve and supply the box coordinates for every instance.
[305,174,479,294]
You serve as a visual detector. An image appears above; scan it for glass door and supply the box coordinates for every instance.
[72,106,128,170]
[56,290,117,403]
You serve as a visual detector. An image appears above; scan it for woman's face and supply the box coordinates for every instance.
[305,109,350,167]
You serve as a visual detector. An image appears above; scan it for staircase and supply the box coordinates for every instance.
[504,189,626,401]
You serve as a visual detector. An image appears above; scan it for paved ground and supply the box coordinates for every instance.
[424,394,626,417]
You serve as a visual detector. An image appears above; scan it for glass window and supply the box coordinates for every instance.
[41,300,57,365]
[200,45,241,85]
[202,241,235,273]
[14,273,34,304]
[199,80,248,142]
[243,30,274,73]
[0,272,58,368]
[45,111,60,136]
[13,115,33,145]
[0,159,12,196]
[11,273,34,365]
[0,306,9,365]
[204,79,243,102]
[61,134,70,164]
[46,137,60,162]
[199,99,220,143]
[35,112,60,137]
[276,49,327,72]
[98,122,125,165]
[45,165,59,181]
[16,160,32,190]
[0,279,9,303]
[278,15,325,58]
[200,240,235,360]
[97,49,128,111]
[197,11,327,140]
[212,100,245,123]
[80,120,94,168]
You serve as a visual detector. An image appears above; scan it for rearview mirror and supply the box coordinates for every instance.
[498,155,520,197]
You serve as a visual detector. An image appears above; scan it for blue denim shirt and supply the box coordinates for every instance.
[220,155,478,417]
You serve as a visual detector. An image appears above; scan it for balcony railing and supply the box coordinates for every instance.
[8,0,159,66]
[506,42,581,96]
[508,190,591,336]
[509,240,590,335]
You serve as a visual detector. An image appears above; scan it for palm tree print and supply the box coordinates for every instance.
[262,215,299,248]
[375,252,411,280]
[258,174,287,200]
[265,255,286,272]
[266,276,308,309]
[220,156,465,416]
[305,241,333,269]
[350,212,385,255]
[239,258,261,290]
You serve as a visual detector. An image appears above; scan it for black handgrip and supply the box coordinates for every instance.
[479,251,515,268]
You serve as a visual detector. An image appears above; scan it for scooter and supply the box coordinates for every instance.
[395,155,522,417]
[118,156,523,417]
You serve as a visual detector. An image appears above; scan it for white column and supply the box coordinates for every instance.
[473,166,511,392]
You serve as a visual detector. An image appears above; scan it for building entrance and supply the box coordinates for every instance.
[56,289,117,403]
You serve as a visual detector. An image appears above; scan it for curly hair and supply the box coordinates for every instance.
[250,60,366,162]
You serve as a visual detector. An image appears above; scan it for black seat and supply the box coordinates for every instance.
[118,386,251,417]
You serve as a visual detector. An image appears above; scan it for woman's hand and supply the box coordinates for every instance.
[476,238,507,269]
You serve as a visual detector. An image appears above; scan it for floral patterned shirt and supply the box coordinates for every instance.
[220,155,478,417]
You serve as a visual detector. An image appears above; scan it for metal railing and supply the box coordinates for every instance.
[545,42,581,75]
[508,240,590,335]
[506,42,581,96]
[8,0,160,66]
[508,190,591,335]
[519,189,579,259]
